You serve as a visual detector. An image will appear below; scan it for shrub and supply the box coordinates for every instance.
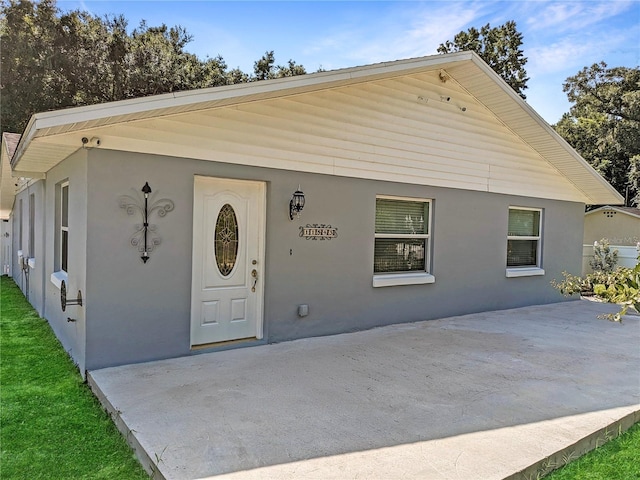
[590,238,618,273]
[552,254,640,322]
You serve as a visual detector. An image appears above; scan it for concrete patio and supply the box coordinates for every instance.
[88,300,640,480]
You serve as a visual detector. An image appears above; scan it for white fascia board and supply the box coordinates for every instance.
[89,54,469,119]
[0,149,15,219]
[12,53,473,172]
[466,55,624,206]
[13,50,621,206]
[10,115,38,170]
[546,132,624,205]
[35,56,454,126]
[585,206,612,216]
[586,206,640,219]
[0,149,8,181]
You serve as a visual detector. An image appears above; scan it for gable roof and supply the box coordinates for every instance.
[10,51,623,205]
[585,205,640,219]
[1,133,21,219]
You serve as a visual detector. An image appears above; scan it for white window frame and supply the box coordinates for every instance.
[18,198,23,251]
[373,195,435,287]
[29,193,35,259]
[51,181,69,289]
[506,206,544,278]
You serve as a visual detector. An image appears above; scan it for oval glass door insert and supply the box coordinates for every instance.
[214,204,239,277]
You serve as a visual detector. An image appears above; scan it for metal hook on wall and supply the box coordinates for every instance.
[60,280,82,312]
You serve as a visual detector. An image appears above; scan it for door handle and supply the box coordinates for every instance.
[251,269,258,292]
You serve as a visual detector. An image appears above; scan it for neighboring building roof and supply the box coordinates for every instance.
[10,51,623,205]
[585,205,640,219]
[1,133,22,219]
[3,132,21,158]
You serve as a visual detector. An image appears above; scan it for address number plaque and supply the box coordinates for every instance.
[299,224,338,240]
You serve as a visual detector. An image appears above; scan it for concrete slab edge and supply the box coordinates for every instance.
[87,371,167,480]
[506,409,640,480]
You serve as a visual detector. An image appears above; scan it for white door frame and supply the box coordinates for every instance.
[190,176,266,346]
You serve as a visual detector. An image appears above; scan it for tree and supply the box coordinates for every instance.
[253,50,276,80]
[554,63,640,205]
[125,21,230,96]
[252,51,306,81]
[438,21,528,99]
[0,0,60,132]
[630,155,640,206]
[275,59,307,78]
[1,0,308,134]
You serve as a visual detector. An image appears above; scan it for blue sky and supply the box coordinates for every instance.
[58,1,639,124]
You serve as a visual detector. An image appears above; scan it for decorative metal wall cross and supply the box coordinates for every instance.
[119,182,174,263]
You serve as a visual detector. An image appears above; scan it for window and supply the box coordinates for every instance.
[506,207,544,277]
[215,204,239,277]
[373,196,434,287]
[51,181,69,289]
[29,194,35,258]
[18,199,23,251]
[61,183,69,273]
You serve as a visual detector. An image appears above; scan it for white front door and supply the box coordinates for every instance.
[191,176,265,346]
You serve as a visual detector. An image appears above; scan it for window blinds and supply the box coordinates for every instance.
[508,209,539,237]
[375,199,428,235]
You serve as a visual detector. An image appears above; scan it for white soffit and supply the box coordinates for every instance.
[1,133,21,219]
[11,51,624,205]
[446,60,624,205]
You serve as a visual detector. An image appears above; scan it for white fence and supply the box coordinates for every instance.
[582,244,640,276]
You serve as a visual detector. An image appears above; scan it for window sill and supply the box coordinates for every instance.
[50,271,68,290]
[506,267,545,278]
[373,272,435,288]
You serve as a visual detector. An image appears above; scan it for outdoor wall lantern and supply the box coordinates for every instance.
[119,182,174,263]
[289,186,305,220]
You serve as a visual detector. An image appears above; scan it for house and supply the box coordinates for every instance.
[582,205,640,274]
[1,133,22,277]
[1,52,623,375]
[584,205,640,247]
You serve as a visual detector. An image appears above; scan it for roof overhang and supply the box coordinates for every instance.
[1,133,21,219]
[586,205,640,219]
[11,51,624,205]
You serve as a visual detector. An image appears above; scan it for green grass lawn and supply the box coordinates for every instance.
[0,276,148,479]
[1,275,638,480]
[544,421,640,479]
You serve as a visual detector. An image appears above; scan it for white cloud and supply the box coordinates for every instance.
[526,0,635,33]
[403,3,486,53]
[528,30,630,76]
[527,2,585,31]
[302,1,491,69]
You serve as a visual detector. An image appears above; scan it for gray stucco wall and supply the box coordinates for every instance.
[11,180,46,317]
[84,149,584,371]
[43,149,89,373]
